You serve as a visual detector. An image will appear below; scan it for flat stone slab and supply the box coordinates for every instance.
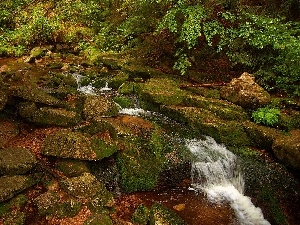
[0,147,37,175]
[0,175,36,202]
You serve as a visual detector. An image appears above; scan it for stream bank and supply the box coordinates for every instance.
[0,49,299,225]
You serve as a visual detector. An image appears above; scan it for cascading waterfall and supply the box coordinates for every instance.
[186,136,271,225]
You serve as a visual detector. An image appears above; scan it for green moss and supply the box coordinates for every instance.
[17,102,38,119]
[3,211,25,225]
[113,96,135,108]
[116,137,161,193]
[32,107,82,127]
[57,201,82,218]
[56,159,90,177]
[132,204,150,225]
[150,203,187,225]
[91,138,118,159]
[84,212,113,225]
[118,82,136,95]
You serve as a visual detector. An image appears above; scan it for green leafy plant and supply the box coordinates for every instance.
[252,107,281,126]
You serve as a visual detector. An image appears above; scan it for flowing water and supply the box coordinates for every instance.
[186,137,271,225]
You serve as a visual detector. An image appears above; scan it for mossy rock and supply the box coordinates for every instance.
[46,61,63,69]
[0,175,36,202]
[9,86,62,107]
[0,91,8,111]
[75,119,117,138]
[109,71,129,89]
[150,203,187,225]
[113,95,135,109]
[31,107,82,127]
[0,194,27,218]
[84,212,113,225]
[116,136,162,193]
[57,200,82,218]
[0,118,19,147]
[34,191,60,216]
[184,95,249,121]
[56,159,90,177]
[0,147,37,175]
[18,102,38,119]
[42,130,118,160]
[60,173,113,202]
[24,47,47,63]
[83,95,119,119]
[2,211,25,225]
[118,82,136,95]
[132,204,150,225]
[138,77,186,110]
[273,130,300,171]
[162,106,250,147]
[242,121,280,149]
[278,110,300,131]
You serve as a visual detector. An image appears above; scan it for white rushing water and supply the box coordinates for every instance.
[186,136,270,225]
[118,108,150,116]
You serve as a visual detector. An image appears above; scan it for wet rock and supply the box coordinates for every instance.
[242,121,280,149]
[220,72,271,109]
[56,159,90,177]
[273,130,300,171]
[84,212,113,225]
[42,130,118,160]
[10,86,62,107]
[2,211,25,225]
[162,106,251,147]
[131,204,150,225]
[0,175,36,202]
[0,90,8,111]
[24,47,47,63]
[184,95,249,121]
[150,203,187,225]
[34,191,60,216]
[18,102,38,119]
[83,96,119,119]
[0,147,37,175]
[0,119,19,147]
[60,173,113,202]
[31,107,82,127]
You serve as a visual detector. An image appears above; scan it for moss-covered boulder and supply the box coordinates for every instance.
[60,173,113,204]
[0,147,37,175]
[150,203,187,225]
[2,211,25,225]
[24,46,47,63]
[220,72,271,109]
[0,91,7,111]
[57,200,82,218]
[162,106,250,147]
[0,175,36,202]
[132,204,150,225]
[42,130,118,161]
[55,159,90,177]
[272,130,300,171]
[138,77,186,110]
[31,107,82,127]
[242,121,280,149]
[9,86,62,107]
[0,119,19,147]
[84,212,113,225]
[17,102,38,119]
[184,95,249,121]
[83,95,119,119]
[34,191,60,216]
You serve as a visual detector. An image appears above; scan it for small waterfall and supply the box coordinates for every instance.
[100,82,112,92]
[72,73,97,95]
[186,136,270,225]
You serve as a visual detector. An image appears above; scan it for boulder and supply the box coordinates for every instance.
[34,191,60,216]
[31,107,82,127]
[0,119,19,147]
[83,96,119,119]
[0,91,8,111]
[272,130,300,171]
[220,72,271,109]
[0,175,36,202]
[42,130,118,160]
[84,212,113,225]
[24,47,47,63]
[60,173,113,205]
[150,203,187,225]
[0,147,37,175]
